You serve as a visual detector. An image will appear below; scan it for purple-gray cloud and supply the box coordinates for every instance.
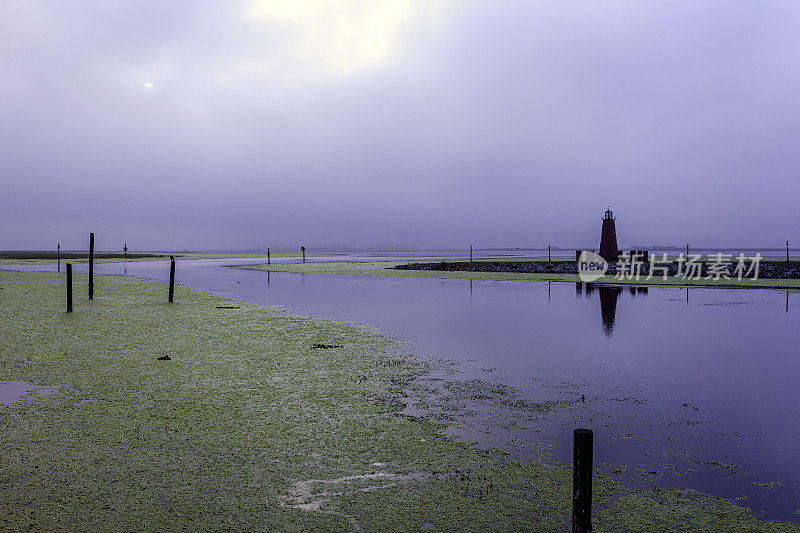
[2,1,799,251]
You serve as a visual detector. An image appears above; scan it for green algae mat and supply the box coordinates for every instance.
[0,252,323,266]
[0,270,796,531]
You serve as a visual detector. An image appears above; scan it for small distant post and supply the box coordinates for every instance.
[89,232,94,300]
[168,256,175,303]
[66,264,73,313]
[57,242,61,272]
[267,246,271,266]
[123,242,127,260]
[301,245,306,263]
[470,244,473,262]
[787,240,790,263]
[686,243,689,257]
[572,428,593,533]
[548,243,551,262]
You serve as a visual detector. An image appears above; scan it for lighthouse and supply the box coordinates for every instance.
[599,206,619,262]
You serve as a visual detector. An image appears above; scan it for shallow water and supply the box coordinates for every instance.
[6,255,800,522]
[0,381,59,405]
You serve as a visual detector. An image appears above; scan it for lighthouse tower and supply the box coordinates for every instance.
[599,206,619,262]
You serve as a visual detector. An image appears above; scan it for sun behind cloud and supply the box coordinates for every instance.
[245,0,442,76]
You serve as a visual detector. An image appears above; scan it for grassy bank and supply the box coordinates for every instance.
[239,261,800,290]
[0,270,796,531]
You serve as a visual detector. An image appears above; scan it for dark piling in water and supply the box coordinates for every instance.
[572,428,593,533]
[88,233,94,299]
[66,263,72,313]
[168,256,175,303]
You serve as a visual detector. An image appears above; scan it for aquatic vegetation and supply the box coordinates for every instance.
[0,270,796,530]
[0,252,320,266]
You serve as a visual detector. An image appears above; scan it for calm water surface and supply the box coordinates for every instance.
[8,255,800,522]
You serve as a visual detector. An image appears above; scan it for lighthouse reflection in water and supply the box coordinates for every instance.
[576,282,648,337]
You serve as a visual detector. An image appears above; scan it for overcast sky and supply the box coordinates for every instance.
[2,1,799,251]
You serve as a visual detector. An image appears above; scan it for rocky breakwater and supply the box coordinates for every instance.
[393,260,800,279]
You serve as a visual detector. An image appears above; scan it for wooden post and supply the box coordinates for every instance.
[470,244,473,262]
[267,246,271,266]
[548,243,551,262]
[57,243,61,272]
[787,240,789,263]
[89,232,94,300]
[686,243,689,257]
[301,245,306,263]
[572,428,593,533]
[66,263,73,313]
[123,242,127,260]
[168,256,175,303]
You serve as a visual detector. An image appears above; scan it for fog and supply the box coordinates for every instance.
[2,1,799,251]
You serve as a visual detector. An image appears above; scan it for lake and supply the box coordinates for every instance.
[8,253,800,522]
